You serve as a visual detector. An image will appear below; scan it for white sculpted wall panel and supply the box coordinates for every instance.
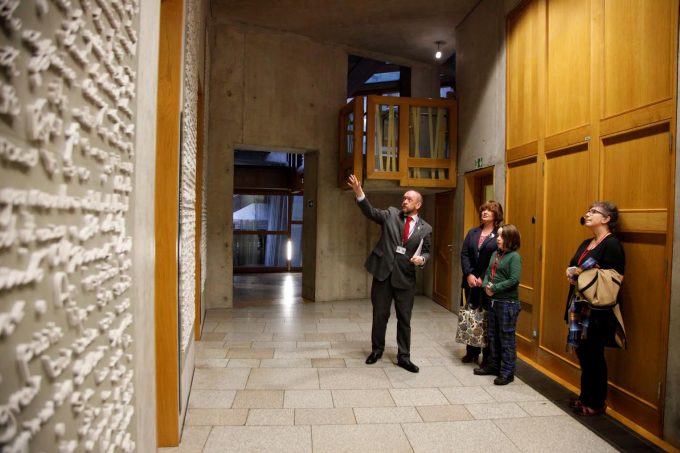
[0,1,140,451]
[179,0,198,353]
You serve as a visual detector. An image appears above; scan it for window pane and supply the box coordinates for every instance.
[292,196,303,221]
[291,224,303,267]
[409,106,449,159]
[233,195,288,231]
[233,234,288,267]
[374,104,399,172]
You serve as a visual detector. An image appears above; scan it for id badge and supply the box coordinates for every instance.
[395,246,406,255]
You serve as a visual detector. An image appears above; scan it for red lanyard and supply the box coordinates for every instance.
[577,232,610,265]
[491,251,505,279]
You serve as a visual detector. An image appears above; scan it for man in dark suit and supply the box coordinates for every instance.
[347,174,432,373]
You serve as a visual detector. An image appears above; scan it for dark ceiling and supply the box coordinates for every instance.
[210,0,481,64]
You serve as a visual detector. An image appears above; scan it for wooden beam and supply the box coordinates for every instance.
[155,0,184,446]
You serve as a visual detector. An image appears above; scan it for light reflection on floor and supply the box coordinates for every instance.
[233,272,302,308]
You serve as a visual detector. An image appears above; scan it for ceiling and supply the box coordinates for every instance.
[210,0,481,64]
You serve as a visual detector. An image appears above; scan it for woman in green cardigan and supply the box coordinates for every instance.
[473,224,523,385]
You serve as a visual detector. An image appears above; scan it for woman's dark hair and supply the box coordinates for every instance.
[592,201,619,232]
[480,200,504,228]
[500,224,521,251]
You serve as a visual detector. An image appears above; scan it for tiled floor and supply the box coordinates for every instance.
[159,295,644,453]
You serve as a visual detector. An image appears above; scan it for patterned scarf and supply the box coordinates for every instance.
[567,293,590,351]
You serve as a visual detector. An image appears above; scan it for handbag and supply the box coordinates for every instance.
[455,304,488,348]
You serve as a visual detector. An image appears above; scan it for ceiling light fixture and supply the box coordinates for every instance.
[435,41,444,60]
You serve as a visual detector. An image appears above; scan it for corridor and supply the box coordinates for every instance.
[160,297,617,452]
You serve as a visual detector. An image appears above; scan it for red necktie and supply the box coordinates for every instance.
[403,216,412,244]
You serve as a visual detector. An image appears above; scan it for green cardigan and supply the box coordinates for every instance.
[482,250,522,301]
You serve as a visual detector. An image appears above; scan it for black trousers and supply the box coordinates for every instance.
[370,276,415,361]
[576,337,608,409]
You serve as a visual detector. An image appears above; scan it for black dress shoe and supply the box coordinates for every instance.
[493,375,514,385]
[397,360,419,373]
[365,352,382,364]
[473,366,499,376]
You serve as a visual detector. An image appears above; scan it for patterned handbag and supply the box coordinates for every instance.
[455,304,488,348]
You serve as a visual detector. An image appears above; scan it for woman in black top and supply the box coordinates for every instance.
[565,201,625,416]
[459,200,504,364]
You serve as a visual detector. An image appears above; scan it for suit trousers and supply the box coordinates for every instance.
[370,276,415,360]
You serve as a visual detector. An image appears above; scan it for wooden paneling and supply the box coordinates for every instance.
[608,234,667,407]
[540,145,591,358]
[601,124,671,209]
[506,0,678,437]
[506,0,540,149]
[433,191,455,310]
[603,0,676,118]
[506,158,538,341]
[155,0,184,446]
[546,0,590,137]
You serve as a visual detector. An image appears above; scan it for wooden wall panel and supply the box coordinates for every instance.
[507,0,540,149]
[603,0,676,118]
[601,125,671,209]
[506,160,538,291]
[507,0,677,439]
[607,234,666,407]
[540,146,591,358]
[546,0,590,137]
[155,0,184,446]
[506,158,538,341]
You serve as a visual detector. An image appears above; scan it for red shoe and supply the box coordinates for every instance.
[574,404,606,416]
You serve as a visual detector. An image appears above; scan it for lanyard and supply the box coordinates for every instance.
[577,232,610,265]
[491,251,505,279]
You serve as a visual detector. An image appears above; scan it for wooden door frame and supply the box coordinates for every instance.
[432,190,455,310]
[155,0,184,446]
[463,166,496,235]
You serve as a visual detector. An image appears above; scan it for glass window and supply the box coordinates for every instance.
[233,234,289,267]
[291,224,303,267]
[233,195,288,231]
[365,71,400,84]
[292,196,303,221]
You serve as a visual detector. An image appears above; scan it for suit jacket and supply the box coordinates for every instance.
[461,226,499,285]
[460,225,499,307]
[357,197,432,289]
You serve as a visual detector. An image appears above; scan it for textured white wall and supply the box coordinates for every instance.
[0,1,146,451]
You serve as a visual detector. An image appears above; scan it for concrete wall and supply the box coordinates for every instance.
[207,24,361,306]
[451,0,507,302]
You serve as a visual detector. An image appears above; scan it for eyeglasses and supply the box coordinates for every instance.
[586,208,607,216]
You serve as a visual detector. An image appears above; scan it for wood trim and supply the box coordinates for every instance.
[506,141,538,162]
[406,158,451,168]
[194,82,204,342]
[618,209,667,233]
[155,0,184,446]
[600,99,675,138]
[544,124,591,153]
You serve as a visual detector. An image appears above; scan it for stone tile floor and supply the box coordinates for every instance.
[158,296,622,453]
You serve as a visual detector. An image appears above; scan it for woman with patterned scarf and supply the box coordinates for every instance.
[564,201,625,416]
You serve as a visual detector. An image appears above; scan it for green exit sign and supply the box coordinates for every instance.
[474,157,483,169]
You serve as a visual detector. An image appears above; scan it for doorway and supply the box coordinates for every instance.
[232,149,308,307]
[463,167,495,234]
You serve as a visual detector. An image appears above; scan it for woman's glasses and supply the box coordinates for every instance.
[586,208,607,216]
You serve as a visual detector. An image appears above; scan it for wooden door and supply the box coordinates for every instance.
[505,157,540,350]
[599,125,673,431]
[432,191,455,309]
